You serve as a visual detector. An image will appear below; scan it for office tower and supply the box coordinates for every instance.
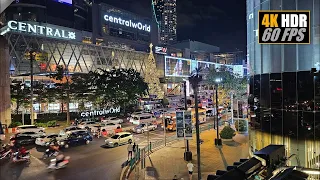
[153,0,177,45]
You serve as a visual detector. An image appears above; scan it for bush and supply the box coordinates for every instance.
[35,122,47,127]
[47,120,57,127]
[234,120,248,132]
[9,122,22,128]
[220,126,236,139]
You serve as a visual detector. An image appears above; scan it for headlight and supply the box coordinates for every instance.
[59,141,65,145]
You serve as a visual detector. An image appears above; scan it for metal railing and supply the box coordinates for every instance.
[128,124,214,170]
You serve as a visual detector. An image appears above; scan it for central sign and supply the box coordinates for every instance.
[7,20,76,40]
[104,15,151,32]
[80,107,121,117]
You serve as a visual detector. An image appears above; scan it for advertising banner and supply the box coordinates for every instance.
[184,111,193,139]
[176,111,185,139]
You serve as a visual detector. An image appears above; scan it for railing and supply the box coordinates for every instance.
[128,123,214,170]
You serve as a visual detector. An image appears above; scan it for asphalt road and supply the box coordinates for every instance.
[0,118,215,180]
[0,126,175,180]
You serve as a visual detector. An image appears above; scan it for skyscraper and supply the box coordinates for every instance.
[152,0,177,45]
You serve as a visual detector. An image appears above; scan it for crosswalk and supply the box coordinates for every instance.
[134,131,167,147]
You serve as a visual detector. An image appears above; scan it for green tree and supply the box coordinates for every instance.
[49,65,71,124]
[93,68,148,109]
[10,80,30,114]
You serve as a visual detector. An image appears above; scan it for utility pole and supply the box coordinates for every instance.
[29,50,35,125]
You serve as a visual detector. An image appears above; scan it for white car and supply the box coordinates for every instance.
[132,123,157,134]
[35,134,66,146]
[64,126,82,133]
[101,117,123,124]
[16,131,46,138]
[77,121,98,129]
[104,132,133,147]
[16,125,45,133]
[91,122,121,135]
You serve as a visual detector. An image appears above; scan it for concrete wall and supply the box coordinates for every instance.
[0,36,11,126]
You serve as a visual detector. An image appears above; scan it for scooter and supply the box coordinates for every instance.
[42,148,59,159]
[12,151,30,163]
[47,156,70,171]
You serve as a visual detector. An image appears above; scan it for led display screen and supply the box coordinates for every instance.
[53,0,72,5]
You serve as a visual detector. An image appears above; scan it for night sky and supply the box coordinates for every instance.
[104,0,246,52]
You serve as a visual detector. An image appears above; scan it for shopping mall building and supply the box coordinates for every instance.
[0,1,248,124]
[247,0,320,175]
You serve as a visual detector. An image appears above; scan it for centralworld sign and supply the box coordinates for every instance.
[104,15,151,33]
[80,107,121,117]
[7,20,76,40]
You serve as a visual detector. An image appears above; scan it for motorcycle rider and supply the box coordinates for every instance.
[49,137,60,155]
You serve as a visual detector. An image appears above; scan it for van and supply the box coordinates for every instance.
[131,113,156,125]
[16,125,45,133]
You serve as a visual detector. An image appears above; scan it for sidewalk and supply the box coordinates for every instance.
[128,129,249,180]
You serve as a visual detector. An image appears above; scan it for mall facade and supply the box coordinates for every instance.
[247,0,320,175]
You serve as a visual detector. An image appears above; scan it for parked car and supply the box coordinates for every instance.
[58,130,92,148]
[35,134,66,146]
[132,122,157,134]
[16,131,45,138]
[15,135,36,145]
[77,121,98,130]
[16,125,45,133]
[91,123,121,135]
[104,132,133,147]
[101,117,123,124]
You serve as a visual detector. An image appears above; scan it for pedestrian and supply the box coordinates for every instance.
[187,161,194,180]
[132,142,136,156]
[102,129,107,137]
[127,142,133,160]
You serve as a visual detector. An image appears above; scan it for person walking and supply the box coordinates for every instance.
[132,142,136,157]
[187,161,194,180]
[127,142,133,160]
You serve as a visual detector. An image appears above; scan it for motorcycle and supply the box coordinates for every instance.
[47,156,70,171]
[12,151,30,163]
[42,148,59,159]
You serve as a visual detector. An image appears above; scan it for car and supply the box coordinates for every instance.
[16,125,45,133]
[0,122,5,143]
[104,132,133,147]
[16,131,45,138]
[64,126,82,133]
[77,121,98,130]
[101,117,123,124]
[14,135,36,145]
[58,130,93,149]
[91,123,121,135]
[132,122,157,133]
[35,134,66,146]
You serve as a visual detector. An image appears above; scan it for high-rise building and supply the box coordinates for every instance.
[247,0,320,175]
[152,0,177,45]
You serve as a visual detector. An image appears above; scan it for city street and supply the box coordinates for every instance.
[0,118,215,180]
[0,124,176,180]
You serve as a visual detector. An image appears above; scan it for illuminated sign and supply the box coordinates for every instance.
[104,15,151,32]
[7,21,76,40]
[258,10,310,44]
[80,107,121,117]
[155,46,167,54]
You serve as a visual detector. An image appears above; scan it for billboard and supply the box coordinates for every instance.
[53,0,72,5]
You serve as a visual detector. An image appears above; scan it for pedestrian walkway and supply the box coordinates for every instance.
[128,129,249,180]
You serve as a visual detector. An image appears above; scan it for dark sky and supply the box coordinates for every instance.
[103,0,246,52]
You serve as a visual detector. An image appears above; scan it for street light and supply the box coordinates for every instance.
[214,78,222,146]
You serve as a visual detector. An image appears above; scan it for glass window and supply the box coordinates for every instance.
[260,74,271,132]
[282,72,298,138]
[270,73,283,136]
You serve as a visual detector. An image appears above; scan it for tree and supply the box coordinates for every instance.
[93,68,148,108]
[144,43,164,99]
[10,80,30,114]
[49,65,71,125]
[206,66,247,106]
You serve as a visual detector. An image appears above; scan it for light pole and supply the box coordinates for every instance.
[214,78,222,146]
